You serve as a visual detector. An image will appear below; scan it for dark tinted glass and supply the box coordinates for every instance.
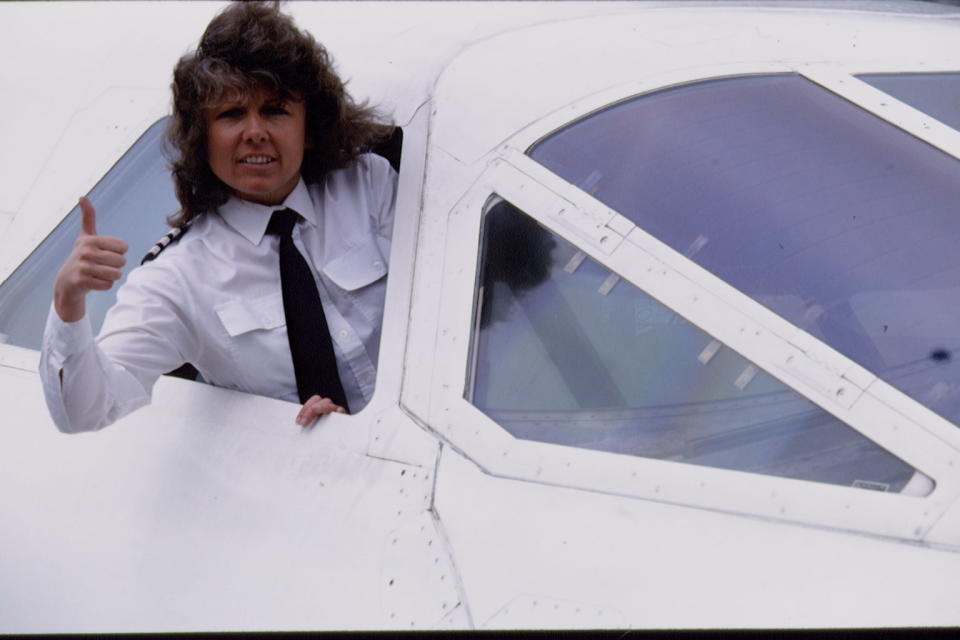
[0,118,177,349]
[858,72,960,131]
[468,200,921,493]
[529,74,960,428]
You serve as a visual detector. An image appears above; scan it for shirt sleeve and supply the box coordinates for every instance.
[39,261,197,433]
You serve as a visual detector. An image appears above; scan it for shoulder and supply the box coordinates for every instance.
[135,213,222,285]
[322,154,397,193]
[140,222,192,266]
[119,248,188,307]
[139,212,225,265]
[306,154,398,233]
[355,152,396,179]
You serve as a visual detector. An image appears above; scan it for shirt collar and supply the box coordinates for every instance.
[218,178,317,245]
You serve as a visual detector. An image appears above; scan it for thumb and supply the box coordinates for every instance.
[78,196,97,236]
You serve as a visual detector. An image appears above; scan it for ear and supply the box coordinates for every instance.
[304,133,314,150]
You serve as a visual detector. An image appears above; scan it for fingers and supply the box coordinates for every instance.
[88,235,129,255]
[75,240,128,267]
[58,260,121,296]
[79,262,124,288]
[295,395,347,427]
[77,198,128,252]
[68,200,129,286]
[53,202,129,322]
[65,240,127,288]
[79,196,97,236]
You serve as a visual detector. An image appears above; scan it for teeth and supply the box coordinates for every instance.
[241,156,273,164]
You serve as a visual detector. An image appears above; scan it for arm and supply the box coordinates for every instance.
[40,308,152,433]
[40,198,191,433]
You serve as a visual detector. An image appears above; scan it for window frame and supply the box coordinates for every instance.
[0,104,430,431]
[414,64,960,542]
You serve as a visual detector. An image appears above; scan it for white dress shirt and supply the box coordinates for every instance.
[40,153,397,432]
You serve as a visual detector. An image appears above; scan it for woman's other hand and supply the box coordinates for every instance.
[296,394,347,426]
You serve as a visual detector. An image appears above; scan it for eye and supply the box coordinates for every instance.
[216,107,244,120]
[263,104,290,116]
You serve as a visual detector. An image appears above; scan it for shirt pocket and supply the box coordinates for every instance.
[322,235,387,292]
[214,292,286,337]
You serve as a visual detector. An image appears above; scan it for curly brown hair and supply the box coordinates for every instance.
[166,1,393,226]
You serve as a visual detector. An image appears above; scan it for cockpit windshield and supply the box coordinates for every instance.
[858,72,960,132]
[528,73,960,428]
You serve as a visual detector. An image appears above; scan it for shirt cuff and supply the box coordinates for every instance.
[44,304,95,366]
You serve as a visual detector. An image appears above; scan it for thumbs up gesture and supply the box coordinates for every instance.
[53,197,129,323]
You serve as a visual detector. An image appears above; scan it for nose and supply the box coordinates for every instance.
[242,113,268,143]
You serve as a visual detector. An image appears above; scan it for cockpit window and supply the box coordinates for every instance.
[857,72,960,132]
[527,73,960,429]
[468,199,928,494]
[0,117,177,350]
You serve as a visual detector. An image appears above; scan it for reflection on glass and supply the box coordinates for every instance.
[528,74,960,428]
[469,200,922,493]
[858,72,960,132]
[0,118,177,349]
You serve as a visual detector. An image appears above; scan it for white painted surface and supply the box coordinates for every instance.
[435,446,960,628]
[2,0,960,632]
[431,5,960,164]
[0,371,450,632]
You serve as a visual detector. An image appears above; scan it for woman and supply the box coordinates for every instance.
[41,1,398,432]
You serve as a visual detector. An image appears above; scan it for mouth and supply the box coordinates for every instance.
[238,155,277,165]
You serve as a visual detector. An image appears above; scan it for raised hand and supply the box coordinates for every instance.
[53,197,129,323]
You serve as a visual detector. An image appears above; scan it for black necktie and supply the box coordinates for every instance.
[266,209,350,412]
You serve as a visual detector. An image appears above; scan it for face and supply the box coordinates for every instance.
[203,86,308,206]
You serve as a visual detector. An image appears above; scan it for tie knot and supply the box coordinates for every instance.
[266,209,299,237]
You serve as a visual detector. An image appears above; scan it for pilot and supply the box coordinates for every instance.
[40,1,398,432]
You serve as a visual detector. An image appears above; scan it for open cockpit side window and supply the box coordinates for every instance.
[527,73,960,430]
[467,198,931,495]
[0,118,404,394]
[0,117,177,351]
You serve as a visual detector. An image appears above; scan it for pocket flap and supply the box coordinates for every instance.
[323,237,387,291]
[215,292,286,337]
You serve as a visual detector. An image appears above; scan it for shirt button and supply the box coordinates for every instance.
[338,329,349,339]
[372,260,383,269]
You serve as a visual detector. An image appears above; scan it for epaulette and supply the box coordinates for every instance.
[140,219,194,265]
